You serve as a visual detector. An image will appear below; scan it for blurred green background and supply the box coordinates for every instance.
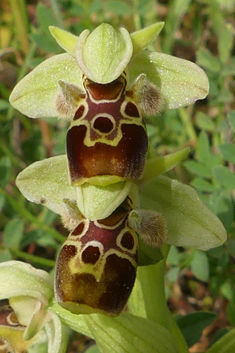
[0,0,234,351]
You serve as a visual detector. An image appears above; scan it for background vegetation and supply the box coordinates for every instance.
[0,0,234,351]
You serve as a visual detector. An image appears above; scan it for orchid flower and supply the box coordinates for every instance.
[7,22,227,353]
[0,261,66,353]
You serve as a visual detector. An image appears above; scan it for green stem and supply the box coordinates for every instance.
[0,186,65,243]
[179,107,197,141]
[138,244,188,352]
[0,245,55,267]
[9,0,29,54]
[50,0,65,29]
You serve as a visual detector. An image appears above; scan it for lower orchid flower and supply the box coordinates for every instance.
[0,261,66,353]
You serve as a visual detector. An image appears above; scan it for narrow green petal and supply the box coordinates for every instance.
[140,147,190,184]
[76,181,134,220]
[128,51,209,109]
[9,54,83,118]
[0,261,53,304]
[45,310,67,353]
[75,23,133,83]
[131,22,164,57]
[16,155,75,215]
[49,26,78,55]
[140,176,227,250]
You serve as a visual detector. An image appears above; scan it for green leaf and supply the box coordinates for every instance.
[184,160,212,178]
[228,111,235,130]
[218,23,234,63]
[3,218,24,250]
[167,246,179,266]
[195,111,215,131]
[138,237,164,266]
[0,249,12,262]
[207,327,235,353]
[36,3,57,33]
[9,53,82,119]
[196,131,222,168]
[227,238,235,258]
[227,293,235,326]
[85,346,101,353]
[197,48,221,72]
[129,51,209,110]
[0,99,10,111]
[139,176,227,250]
[191,177,215,192]
[30,33,59,53]
[106,0,133,15]
[219,143,235,164]
[190,251,209,282]
[214,191,234,231]
[176,312,217,348]
[213,166,235,191]
[0,156,12,188]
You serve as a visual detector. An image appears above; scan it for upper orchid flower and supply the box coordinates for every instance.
[9,22,209,119]
[9,23,209,189]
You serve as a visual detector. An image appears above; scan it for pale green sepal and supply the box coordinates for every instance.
[53,302,179,353]
[206,327,235,353]
[0,261,53,305]
[76,181,133,220]
[9,54,83,118]
[128,51,209,109]
[75,23,133,83]
[16,155,75,215]
[140,147,190,184]
[131,22,164,57]
[49,26,78,55]
[84,312,179,353]
[140,176,227,250]
[51,302,93,339]
[128,274,147,318]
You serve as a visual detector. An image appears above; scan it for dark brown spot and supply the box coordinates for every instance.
[124,101,140,117]
[120,232,135,250]
[93,116,114,133]
[73,105,85,120]
[98,254,137,315]
[71,222,85,236]
[40,197,47,204]
[81,246,101,264]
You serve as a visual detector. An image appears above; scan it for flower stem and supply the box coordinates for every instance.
[0,245,55,267]
[137,244,188,352]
